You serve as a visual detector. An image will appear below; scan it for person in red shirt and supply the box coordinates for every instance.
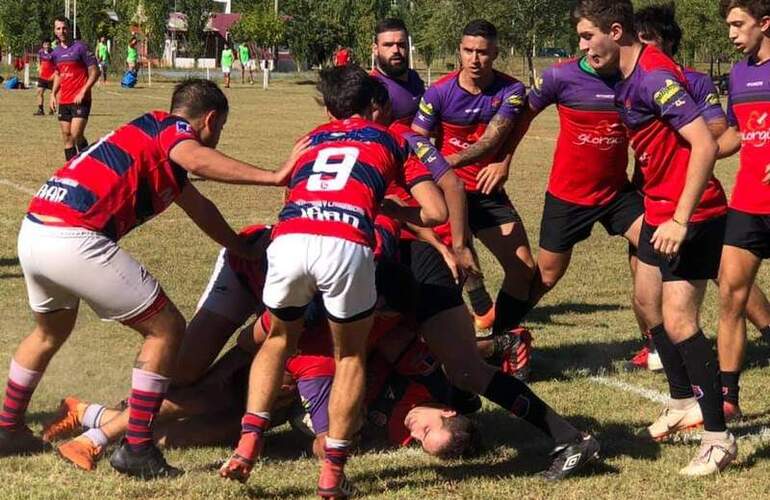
[50,16,100,160]
[573,0,735,476]
[1,79,305,479]
[35,39,55,116]
[333,45,351,66]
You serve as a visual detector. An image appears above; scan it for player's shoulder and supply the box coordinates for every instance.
[431,70,459,90]
[728,56,753,81]
[638,45,681,76]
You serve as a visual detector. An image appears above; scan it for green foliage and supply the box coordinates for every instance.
[178,0,209,58]
[230,4,284,48]
[0,0,42,55]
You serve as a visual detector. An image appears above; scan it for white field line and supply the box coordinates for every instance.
[104,89,167,101]
[0,178,36,196]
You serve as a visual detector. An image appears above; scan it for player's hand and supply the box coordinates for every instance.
[476,161,509,195]
[274,136,312,186]
[453,245,481,280]
[73,90,86,105]
[650,219,687,258]
[440,246,462,284]
[380,195,406,218]
[49,96,57,114]
[762,164,770,184]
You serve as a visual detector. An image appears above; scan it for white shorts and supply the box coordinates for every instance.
[222,66,231,75]
[17,218,162,322]
[196,248,262,324]
[263,234,376,321]
[243,60,256,70]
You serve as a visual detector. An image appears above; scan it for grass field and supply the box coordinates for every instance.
[2,77,770,499]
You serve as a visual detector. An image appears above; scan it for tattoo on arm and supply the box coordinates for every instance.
[450,114,514,168]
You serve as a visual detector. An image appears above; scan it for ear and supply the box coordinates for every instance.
[372,41,378,55]
[203,110,218,130]
[761,16,770,35]
[610,22,624,42]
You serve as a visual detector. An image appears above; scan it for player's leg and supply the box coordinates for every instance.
[57,114,77,160]
[717,245,761,416]
[746,284,770,337]
[69,115,90,154]
[34,86,45,115]
[529,249,573,305]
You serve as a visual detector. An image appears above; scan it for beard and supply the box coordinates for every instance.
[377,54,408,78]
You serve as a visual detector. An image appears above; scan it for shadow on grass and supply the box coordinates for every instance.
[0,273,23,280]
[528,338,642,381]
[0,257,19,267]
[527,302,628,327]
[294,79,317,85]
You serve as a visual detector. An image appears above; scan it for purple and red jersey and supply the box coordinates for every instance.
[528,57,628,206]
[50,40,97,105]
[726,57,770,214]
[614,45,726,226]
[683,67,726,124]
[413,70,526,192]
[27,111,197,240]
[371,68,425,125]
[274,117,446,248]
[38,48,55,80]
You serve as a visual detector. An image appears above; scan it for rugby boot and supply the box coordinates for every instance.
[723,401,743,423]
[57,435,102,471]
[42,396,85,442]
[499,328,533,381]
[317,460,355,498]
[625,333,663,372]
[219,431,263,483]
[0,425,49,456]
[473,307,495,336]
[679,431,737,476]
[542,433,600,481]
[109,439,183,479]
[33,108,45,116]
[643,400,703,442]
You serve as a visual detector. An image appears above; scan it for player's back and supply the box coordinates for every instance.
[273,117,404,247]
[28,110,196,240]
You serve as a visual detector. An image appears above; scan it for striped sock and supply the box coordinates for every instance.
[241,412,270,435]
[0,360,42,429]
[232,412,271,461]
[126,368,169,452]
[324,437,352,467]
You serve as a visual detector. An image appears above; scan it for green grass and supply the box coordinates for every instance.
[1,77,770,499]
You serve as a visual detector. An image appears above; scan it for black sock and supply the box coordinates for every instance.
[676,330,725,432]
[467,285,493,316]
[64,147,77,160]
[760,325,770,341]
[720,371,740,406]
[483,371,580,445]
[37,104,43,112]
[76,139,88,153]
[650,324,693,399]
[493,291,532,334]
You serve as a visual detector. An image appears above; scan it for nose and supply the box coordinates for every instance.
[579,39,589,52]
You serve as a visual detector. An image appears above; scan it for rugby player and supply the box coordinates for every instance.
[715,0,770,421]
[412,20,535,371]
[573,0,735,475]
[50,16,100,160]
[34,39,55,116]
[1,79,305,479]
[218,66,448,497]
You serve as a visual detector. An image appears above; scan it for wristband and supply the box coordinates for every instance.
[672,217,688,227]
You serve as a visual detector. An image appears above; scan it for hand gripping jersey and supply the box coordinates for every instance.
[274,117,446,247]
[614,45,726,225]
[51,40,98,105]
[726,57,770,214]
[38,49,55,80]
[371,68,426,125]
[27,111,197,240]
[225,224,270,300]
[413,70,526,192]
[528,57,628,206]
[683,67,726,124]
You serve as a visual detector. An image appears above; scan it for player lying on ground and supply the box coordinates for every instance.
[574,0,735,475]
[2,78,307,479]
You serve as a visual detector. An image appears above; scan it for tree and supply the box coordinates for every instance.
[178,0,209,58]
[230,4,284,49]
[0,0,41,56]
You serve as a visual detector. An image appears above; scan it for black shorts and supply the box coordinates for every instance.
[37,78,52,90]
[57,102,91,122]
[398,239,463,323]
[723,208,770,259]
[637,215,726,282]
[539,186,644,253]
[467,189,522,234]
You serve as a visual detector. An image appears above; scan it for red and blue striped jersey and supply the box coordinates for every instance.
[27,111,198,240]
[50,40,97,104]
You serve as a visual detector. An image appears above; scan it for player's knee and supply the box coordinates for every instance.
[719,282,750,312]
[662,316,698,341]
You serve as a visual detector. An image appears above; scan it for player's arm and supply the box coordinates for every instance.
[446,113,515,169]
[652,116,718,257]
[175,183,260,259]
[75,63,100,105]
[169,136,309,186]
[406,222,463,284]
[716,126,741,159]
[382,181,447,227]
[50,72,60,112]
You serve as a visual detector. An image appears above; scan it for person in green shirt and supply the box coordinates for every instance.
[239,42,254,84]
[126,36,138,72]
[221,41,234,88]
[96,36,110,84]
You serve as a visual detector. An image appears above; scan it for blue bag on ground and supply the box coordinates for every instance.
[3,77,19,89]
[121,70,137,88]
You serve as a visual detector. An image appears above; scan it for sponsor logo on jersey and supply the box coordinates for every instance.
[418,98,434,116]
[747,81,764,87]
[572,120,625,150]
[35,182,68,203]
[706,93,720,106]
[506,93,523,107]
[653,79,683,106]
[448,137,472,150]
[742,111,770,147]
[534,76,543,92]
[413,140,437,164]
[176,121,191,133]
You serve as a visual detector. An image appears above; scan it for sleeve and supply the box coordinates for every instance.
[159,117,200,155]
[727,74,737,128]
[495,80,526,121]
[527,65,559,112]
[643,70,701,131]
[412,84,441,132]
[401,131,451,182]
[373,214,401,262]
[79,43,98,68]
[691,74,726,123]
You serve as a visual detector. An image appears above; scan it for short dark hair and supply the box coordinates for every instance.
[462,19,498,42]
[375,18,408,42]
[317,64,376,119]
[170,79,229,118]
[54,16,70,26]
[635,4,682,56]
[41,38,51,44]
[720,0,770,19]
[371,77,390,109]
[436,416,483,460]
[572,0,635,34]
